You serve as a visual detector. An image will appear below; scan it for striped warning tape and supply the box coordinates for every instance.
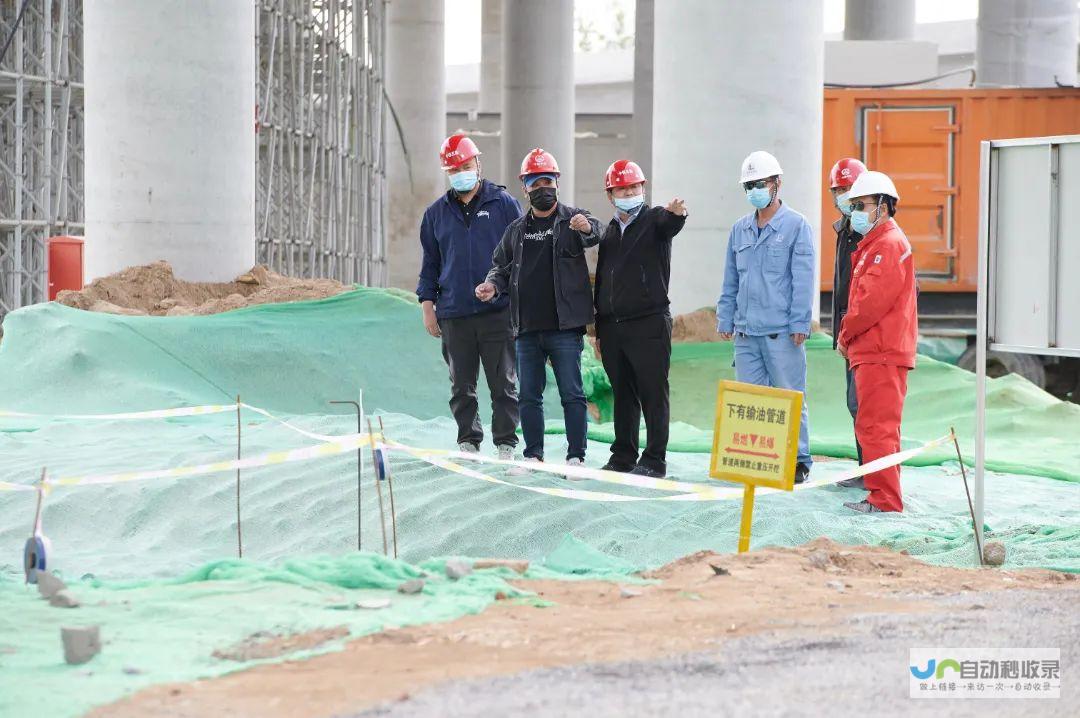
[0,404,238,421]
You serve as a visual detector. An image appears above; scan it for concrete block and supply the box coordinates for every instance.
[983,541,1007,566]
[397,579,424,595]
[445,560,473,580]
[49,590,80,608]
[36,571,67,600]
[62,626,101,665]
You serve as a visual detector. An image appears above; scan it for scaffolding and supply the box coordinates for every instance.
[0,0,84,315]
[0,0,387,316]
[256,0,388,287]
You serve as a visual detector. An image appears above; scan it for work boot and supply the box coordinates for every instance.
[629,464,665,478]
[508,456,541,476]
[497,444,516,461]
[794,463,810,484]
[458,442,479,454]
[837,477,865,490]
[601,460,634,473]
[844,499,884,514]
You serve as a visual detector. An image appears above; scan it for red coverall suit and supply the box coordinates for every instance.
[837,218,918,512]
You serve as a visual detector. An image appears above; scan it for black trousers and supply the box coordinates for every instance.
[438,307,519,448]
[595,313,672,472]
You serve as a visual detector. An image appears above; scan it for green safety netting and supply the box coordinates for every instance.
[0,288,1077,718]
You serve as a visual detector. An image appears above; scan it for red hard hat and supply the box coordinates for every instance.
[829,158,867,190]
[440,133,481,170]
[604,159,647,190]
[519,148,560,178]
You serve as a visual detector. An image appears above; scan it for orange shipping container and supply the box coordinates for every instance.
[821,88,1080,325]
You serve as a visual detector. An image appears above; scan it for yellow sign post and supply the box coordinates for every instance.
[709,380,803,553]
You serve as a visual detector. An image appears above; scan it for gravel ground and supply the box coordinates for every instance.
[353,589,1078,718]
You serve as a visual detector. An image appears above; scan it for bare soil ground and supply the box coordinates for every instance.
[92,539,1077,718]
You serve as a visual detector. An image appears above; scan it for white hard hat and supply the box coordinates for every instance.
[739,151,783,184]
[848,170,899,201]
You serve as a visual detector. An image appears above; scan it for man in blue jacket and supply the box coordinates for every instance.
[417,133,523,459]
[716,150,816,483]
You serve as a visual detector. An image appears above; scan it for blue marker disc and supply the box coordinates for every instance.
[374,447,391,482]
[23,535,48,584]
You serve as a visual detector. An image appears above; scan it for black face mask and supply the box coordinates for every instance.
[528,186,558,211]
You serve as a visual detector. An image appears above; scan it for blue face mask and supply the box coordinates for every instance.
[613,194,644,212]
[835,192,852,216]
[850,210,873,235]
[449,170,478,193]
[746,186,771,209]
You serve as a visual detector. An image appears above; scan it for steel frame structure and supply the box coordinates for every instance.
[256,0,387,286]
[0,0,386,316]
[0,0,84,314]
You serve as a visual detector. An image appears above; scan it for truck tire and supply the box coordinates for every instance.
[957,346,1046,389]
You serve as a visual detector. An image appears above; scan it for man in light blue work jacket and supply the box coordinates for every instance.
[716,150,816,483]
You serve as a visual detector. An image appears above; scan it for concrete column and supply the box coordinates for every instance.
[385,0,446,290]
[633,0,655,180]
[843,0,915,41]
[84,0,255,282]
[502,0,575,203]
[479,0,503,112]
[977,0,1079,87]
[652,0,824,316]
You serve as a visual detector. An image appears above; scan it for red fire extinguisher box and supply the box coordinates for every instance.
[47,236,84,300]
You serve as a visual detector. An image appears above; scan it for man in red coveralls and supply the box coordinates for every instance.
[836,171,918,513]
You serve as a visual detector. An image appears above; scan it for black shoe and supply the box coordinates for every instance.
[629,464,666,478]
[794,463,810,484]
[837,477,865,490]
[601,460,634,473]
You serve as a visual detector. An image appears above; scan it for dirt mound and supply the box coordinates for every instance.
[672,308,721,342]
[55,262,350,316]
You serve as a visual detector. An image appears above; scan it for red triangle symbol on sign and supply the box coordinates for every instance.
[750,434,758,447]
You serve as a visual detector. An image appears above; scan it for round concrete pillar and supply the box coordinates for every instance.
[652,0,825,316]
[386,0,447,290]
[844,0,915,41]
[633,0,655,181]
[480,0,503,113]
[502,0,575,203]
[84,0,256,282]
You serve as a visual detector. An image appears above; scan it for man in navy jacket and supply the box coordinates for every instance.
[417,133,523,459]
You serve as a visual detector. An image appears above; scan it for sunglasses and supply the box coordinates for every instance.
[849,200,880,212]
[742,179,770,191]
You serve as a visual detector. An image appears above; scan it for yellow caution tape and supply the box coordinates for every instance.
[0,404,239,420]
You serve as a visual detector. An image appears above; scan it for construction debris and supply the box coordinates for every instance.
[983,541,1007,566]
[35,571,67,600]
[397,579,425,595]
[48,590,80,609]
[61,626,101,665]
[445,560,474,581]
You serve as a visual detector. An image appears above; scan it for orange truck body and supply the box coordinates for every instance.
[821,88,1080,295]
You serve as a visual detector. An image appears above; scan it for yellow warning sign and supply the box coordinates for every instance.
[709,380,802,491]
[709,380,803,554]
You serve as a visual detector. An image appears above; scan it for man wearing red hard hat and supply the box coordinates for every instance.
[828,157,868,472]
[476,148,602,470]
[593,159,688,478]
[417,133,524,460]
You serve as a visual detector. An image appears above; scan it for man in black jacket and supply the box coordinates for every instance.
[828,157,867,475]
[475,148,603,468]
[593,160,688,477]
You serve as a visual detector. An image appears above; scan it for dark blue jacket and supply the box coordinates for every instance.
[417,179,522,319]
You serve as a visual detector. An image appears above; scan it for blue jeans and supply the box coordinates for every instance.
[734,333,812,466]
[516,330,587,461]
